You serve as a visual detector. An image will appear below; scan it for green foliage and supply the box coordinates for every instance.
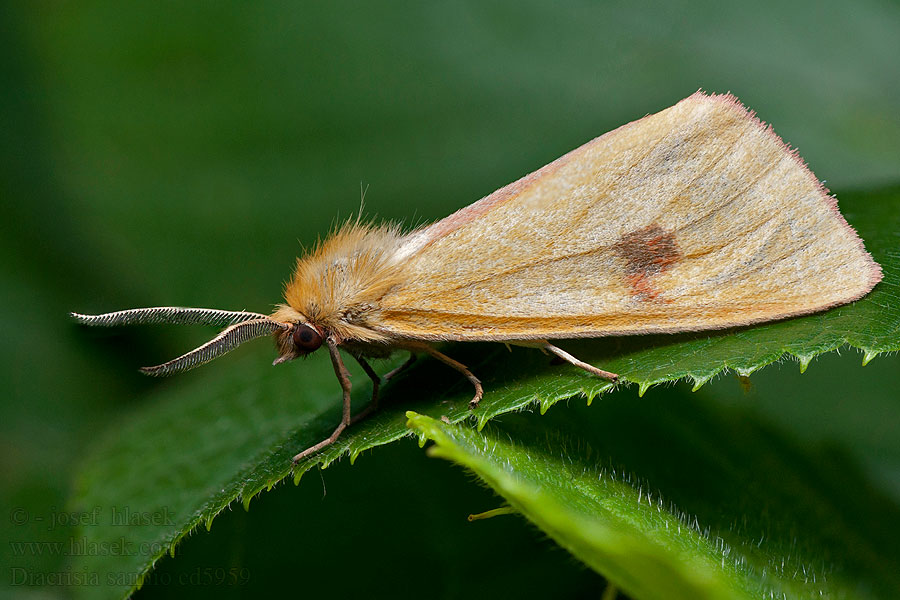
[64,187,900,598]
[408,402,900,599]
[4,1,900,598]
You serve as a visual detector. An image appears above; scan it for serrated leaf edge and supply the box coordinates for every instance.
[117,342,890,597]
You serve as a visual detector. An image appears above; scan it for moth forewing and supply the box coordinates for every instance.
[73,91,881,463]
[370,92,880,341]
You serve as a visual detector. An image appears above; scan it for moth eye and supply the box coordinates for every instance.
[292,324,323,353]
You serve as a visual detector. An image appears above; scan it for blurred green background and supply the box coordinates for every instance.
[2,1,898,598]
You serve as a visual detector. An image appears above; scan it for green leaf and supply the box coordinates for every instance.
[407,411,750,600]
[405,391,900,600]
[68,186,900,597]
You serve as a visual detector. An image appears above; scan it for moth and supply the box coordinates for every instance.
[73,92,882,463]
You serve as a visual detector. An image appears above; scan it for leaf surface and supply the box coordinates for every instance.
[70,187,900,598]
[406,396,900,600]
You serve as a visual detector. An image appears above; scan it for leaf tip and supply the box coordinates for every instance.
[290,462,309,485]
[690,374,712,392]
[476,413,491,430]
[796,353,814,373]
[538,396,554,414]
[468,506,516,521]
[862,349,879,366]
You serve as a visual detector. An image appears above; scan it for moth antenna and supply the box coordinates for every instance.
[70,307,270,328]
[140,318,288,376]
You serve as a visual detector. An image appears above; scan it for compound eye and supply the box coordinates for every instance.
[292,323,323,353]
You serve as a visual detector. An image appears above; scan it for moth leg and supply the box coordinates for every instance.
[383,352,416,382]
[539,341,618,381]
[349,355,381,426]
[411,343,483,409]
[292,340,354,463]
[348,353,418,425]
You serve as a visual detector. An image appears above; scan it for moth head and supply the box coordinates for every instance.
[71,307,290,376]
[273,321,325,365]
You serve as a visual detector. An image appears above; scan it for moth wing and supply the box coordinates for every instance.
[375,92,881,341]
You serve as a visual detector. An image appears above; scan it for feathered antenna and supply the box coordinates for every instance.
[71,307,288,376]
[70,307,270,327]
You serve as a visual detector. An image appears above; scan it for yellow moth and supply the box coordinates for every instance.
[73,92,882,462]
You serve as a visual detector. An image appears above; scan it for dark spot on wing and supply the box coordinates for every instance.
[614,224,681,300]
